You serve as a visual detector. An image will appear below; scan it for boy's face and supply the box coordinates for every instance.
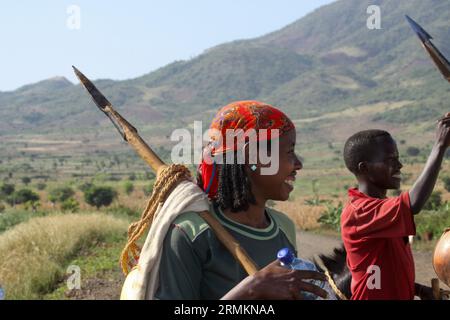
[359,136,403,190]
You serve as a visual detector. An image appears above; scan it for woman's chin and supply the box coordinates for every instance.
[280,183,293,200]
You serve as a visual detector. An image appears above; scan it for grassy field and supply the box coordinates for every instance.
[1,125,450,300]
[0,213,128,300]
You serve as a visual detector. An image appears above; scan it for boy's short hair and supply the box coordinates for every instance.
[343,129,392,174]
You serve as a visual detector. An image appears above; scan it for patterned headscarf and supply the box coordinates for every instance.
[198,100,295,199]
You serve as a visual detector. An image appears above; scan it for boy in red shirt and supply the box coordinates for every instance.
[341,113,450,300]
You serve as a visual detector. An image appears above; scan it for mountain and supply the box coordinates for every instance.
[1,0,449,146]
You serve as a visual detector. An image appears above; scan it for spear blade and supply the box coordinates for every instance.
[72,66,112,110]
[72,66,166,173]
[405,15,450,82]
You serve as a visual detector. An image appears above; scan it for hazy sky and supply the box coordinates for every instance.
[0,0,335,91]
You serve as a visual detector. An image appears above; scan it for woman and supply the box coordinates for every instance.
[154,100,327,300]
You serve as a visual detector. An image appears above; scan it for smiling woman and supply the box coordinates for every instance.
[147,101,329,300]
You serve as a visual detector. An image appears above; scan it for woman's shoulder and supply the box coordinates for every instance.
[171,211,210,242]
[266,207,297,249]
[266,207,295,228]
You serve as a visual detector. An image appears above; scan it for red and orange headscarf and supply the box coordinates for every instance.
[198,100,295,199]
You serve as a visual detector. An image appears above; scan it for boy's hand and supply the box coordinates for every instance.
[410,112,450,214]
[436,112,450,148]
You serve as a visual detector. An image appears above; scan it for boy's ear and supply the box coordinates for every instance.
[357,161,369,174]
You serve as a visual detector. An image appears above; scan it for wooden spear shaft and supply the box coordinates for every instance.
[73,66,259,276]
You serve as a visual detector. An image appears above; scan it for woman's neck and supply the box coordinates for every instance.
[222,201,270,229]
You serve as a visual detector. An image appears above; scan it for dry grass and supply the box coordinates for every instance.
[0,213,128,300]
[275,200,326,230]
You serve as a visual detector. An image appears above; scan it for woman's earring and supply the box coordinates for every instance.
[250,164,257,171]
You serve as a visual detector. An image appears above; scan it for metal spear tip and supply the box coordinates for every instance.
[71,65,111,110]
[405,15,433,42]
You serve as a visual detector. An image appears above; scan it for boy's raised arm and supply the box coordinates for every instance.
[409,113,450,214]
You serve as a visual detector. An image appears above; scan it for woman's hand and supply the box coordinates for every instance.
[222,259,328,300]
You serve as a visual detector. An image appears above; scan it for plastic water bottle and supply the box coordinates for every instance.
[277,247,337,300]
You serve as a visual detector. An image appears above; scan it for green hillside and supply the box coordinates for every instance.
[1,0,449,144]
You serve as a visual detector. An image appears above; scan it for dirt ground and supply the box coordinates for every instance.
[67,230,447,300]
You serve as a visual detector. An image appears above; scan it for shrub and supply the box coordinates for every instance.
[124,181,134,195]
[0,184,15,197]
[406,147,420,157]
[317,202,343,231]
[84,186,117,209]
[415,210,450,241]
[78,182,94,193]
[36,183,47,191]
[48,187,75,203]
[23,200,40,212]
[106,204,140,219]
[0,210,48,233]
[143,184,153,196]
[61,198,80,212]
[6,189,40,206]
[442,176,450,192]
[423,191,442,210]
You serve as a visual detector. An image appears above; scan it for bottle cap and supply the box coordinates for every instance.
[277,247,295,265]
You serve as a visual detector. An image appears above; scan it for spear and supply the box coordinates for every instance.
[406,16,450,297]
[72,66,259,276]
[72,66,167,175]
[405,15,450,82]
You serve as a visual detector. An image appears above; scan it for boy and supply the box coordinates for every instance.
[341,113,450,300]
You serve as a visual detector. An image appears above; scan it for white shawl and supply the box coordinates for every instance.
[120,180,209,300]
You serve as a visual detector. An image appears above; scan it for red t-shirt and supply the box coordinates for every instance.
[341,188,416,300]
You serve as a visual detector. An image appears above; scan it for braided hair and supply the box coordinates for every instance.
[198,139,274,212]
[215,151,256,212]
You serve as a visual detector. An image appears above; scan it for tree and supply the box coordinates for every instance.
[0,183,15,197]
[6,189,40,206]
[84,186,117,209]
[49,187,75,203]
[21,176,31,185]
[128,173,136,181]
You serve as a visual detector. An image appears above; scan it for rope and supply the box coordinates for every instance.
[119,164,192,275]
[314,254,348,300]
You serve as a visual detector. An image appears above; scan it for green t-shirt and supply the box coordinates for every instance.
[155,202,297,300]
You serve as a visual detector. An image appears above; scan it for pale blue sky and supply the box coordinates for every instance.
[0,0,335,91]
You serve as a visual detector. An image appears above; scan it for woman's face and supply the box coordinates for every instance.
[248,129,302,202]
